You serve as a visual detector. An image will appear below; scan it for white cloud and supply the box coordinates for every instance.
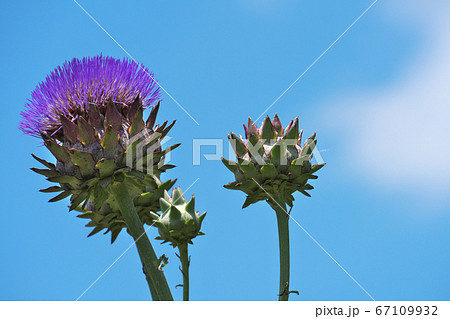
[325,0,450,199]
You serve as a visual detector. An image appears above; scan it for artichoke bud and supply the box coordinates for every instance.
[223,114,325,208]
[154,188,206,247]
[32,98,180,243]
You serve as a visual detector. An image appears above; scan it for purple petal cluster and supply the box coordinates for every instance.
[19,55,162,137]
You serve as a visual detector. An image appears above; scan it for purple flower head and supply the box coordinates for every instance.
[19,55,162,138]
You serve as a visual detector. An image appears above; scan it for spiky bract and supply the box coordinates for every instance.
[31,98,179,243]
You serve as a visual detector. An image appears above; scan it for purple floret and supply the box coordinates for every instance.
[19,55,162,137]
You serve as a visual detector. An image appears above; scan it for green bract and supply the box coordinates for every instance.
[152,188,206,247]
[31,98,179,243]
[222,115,325,208]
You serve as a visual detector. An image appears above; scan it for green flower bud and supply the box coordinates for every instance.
[154,188,206,247]
[222,115,325,208]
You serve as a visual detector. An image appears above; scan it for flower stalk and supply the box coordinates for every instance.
[270,196,290,301]
[112,182,173,301]
[178,243,190,301]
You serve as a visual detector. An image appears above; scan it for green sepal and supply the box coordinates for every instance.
[127,95,140,123]
[228,133,247,158]
[69,190,90,211]
[238,158,261,181]
[77,212,95,219]
[146,101,160,128]
[48,175,82,188]
[105,101,122,131]
[260,115,276,141]
[110,226,122,244]
[31,153,56,170]
[272,114,283,135]
[311,163,325,173]
[95,159,116,178]
[101,126,120,158]
[260,163,278,179]
[128,106,144,137]
[299,189,311,197]
[77,116,96,146]
[30,168,60,178]
[223,181,241,190]
[221,157,238,174]
[40,186,63,193]
[159,197,171,214]
[87,226,104,237]
[44,140,71,162]
[301,133,317,156]
[185,195,195,213]
[69,149,96,177]
[48,190,72,202]
[59,115,79,143]
[285,117,299,141]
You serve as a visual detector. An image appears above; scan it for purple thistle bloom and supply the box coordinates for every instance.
[19,55,162,138]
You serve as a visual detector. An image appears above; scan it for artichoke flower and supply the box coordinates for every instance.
[222,115,325,208]
[20,55,179,243]
[20,55,177,300]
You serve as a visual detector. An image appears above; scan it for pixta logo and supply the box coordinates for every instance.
[125,129,173,175]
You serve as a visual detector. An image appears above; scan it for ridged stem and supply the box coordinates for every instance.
[137,250,160,301]
[270,196,290,301]
[112,182,173,301]
[178,243,190,301]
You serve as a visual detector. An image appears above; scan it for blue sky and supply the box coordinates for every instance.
[1,0,449,301]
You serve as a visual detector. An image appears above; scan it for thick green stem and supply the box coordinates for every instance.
[112,182,173,301]
[137,250,160,301]
[271,196,290,301]
[178,243,190,301]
